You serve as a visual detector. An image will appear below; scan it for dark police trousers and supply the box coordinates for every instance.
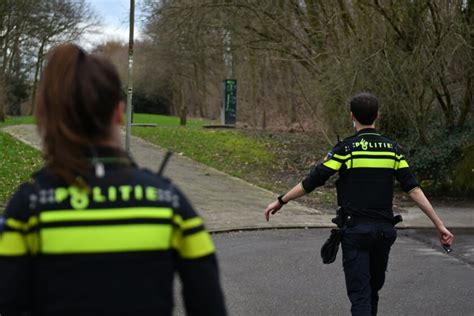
[341,222,397,316]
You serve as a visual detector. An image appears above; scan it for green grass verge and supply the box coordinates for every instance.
[1,114,204,128]
[132,113,281,184]
[132,113,207,128]
[0,116,35,128]
[0,132,42,208]
[133,124,279,186]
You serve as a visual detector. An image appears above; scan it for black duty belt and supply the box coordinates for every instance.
[348,215,392,224]
[331,208,403,228]
[345,214,403,226]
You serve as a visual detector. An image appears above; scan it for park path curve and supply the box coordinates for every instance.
[2,125,332,231]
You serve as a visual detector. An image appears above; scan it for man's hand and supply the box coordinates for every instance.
[408,188,455,247]
[264,183,307,222]
[437,225,454,246]
[265,200,282,221]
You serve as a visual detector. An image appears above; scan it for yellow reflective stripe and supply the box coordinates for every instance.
[173,215,183,227]
[0,232,27,256]
[25,232,39,255]
[333,153,350,160]
[182,217,203,230]
[176,230,215,259]
[396,154,404,160]
[323,159,342,170]
[352,151,396,156]
[6,218,26,230]
[6,217,39,232]
[173,216,204,230]
[397,160,409,169]
[351,158,396,169]
[41,225,173,254]
[40,207,173,222]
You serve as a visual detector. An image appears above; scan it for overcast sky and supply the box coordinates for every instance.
[80,0,143,49]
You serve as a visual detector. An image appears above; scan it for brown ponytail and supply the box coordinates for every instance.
[34,43,122,184]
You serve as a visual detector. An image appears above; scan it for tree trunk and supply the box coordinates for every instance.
[193,62,205,117]
[30,40,46,115]
[458,0,474,127]
[0,102,4,122]
[1,7,13,75]
[179,81,187,126]
[286,64,297,124]
[201,68,209,118]
[249,49,258,127]
[458,75,472,127]
[337,0,355,34]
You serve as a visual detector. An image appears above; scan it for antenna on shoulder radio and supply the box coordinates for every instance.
[157,151,173,177]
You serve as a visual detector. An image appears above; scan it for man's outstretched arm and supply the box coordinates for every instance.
[264,148,343,221]
[394,146,454,247]
[264,182,306,221]
[408,187,454,246]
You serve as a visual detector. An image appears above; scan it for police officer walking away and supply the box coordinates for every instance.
[0,44,226,315]
[264,92,454,316]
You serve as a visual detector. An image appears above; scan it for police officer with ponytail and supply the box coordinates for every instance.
[0,44,226,316]
[265,92,454,316]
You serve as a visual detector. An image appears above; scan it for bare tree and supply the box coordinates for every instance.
[0,0,97,115]
[29,0,97,113]
[140,0,472,142]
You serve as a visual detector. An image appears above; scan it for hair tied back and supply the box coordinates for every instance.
[77,45,86,62]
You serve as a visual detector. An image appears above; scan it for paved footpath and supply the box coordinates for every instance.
[3,125,473,232]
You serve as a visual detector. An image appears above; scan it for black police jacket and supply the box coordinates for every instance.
[0,146,226,316]
[302,128,419,220]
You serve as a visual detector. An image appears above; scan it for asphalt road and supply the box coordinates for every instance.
[400,228,474,266]
[174,229,474,316]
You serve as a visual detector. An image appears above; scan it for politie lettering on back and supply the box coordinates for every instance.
[28,185,181,210]
[339,138,396,155]
[353,139,394,150]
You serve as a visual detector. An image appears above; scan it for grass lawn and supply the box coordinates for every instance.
[0,116,40,210]
[132,114,281,189]
[0,132,42,208]
[132,113,205,128]
[0,115,35,128]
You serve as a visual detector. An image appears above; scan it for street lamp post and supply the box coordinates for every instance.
[125,0,135,152]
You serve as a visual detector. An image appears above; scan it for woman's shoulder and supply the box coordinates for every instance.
[4,180,37,220]
[133,167,175,188]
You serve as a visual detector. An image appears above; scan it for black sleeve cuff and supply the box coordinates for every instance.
[396,170,420,193]
[301,177,316,194]
[403,182,420,193]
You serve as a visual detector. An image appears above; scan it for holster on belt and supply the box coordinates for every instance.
[321,207,346,264]
[392,214,403,225]
[321,229,341,264]
[331,207,345,228]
